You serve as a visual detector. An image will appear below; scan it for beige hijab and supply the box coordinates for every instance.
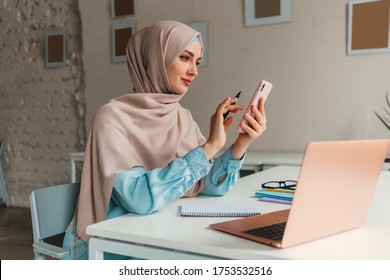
[76,21,206,241]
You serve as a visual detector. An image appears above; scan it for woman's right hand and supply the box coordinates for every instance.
[202,97,243,159]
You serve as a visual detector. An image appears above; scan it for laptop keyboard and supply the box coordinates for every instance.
[243,222,286,241]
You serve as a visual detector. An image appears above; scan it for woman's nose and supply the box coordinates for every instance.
[188,63,198,76]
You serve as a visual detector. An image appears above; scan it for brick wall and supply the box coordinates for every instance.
[0,0,85,207]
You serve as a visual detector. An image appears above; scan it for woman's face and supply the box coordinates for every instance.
[167,41,202,95]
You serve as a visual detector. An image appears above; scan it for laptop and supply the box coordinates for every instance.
[210,139,390,248]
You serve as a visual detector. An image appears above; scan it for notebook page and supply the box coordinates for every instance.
[181,201,261,217]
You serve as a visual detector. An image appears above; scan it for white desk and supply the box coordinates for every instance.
[70,152,388,182]
[69,152,85,183]
[69,151,303,182]
[262,153,304,168]
[87,166,390,260]
[240,151,280,172]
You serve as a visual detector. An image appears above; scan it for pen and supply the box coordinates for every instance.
[223,91,241,120]
[261,188,295,194]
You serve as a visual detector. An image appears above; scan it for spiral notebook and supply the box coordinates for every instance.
[181,201,261,217]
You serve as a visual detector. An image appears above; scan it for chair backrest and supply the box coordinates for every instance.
[30,183,80,242]
[0,141,10,206]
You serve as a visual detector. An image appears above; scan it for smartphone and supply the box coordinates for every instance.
[238,80,272,133]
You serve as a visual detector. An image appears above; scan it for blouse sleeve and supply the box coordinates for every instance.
[111,146,212,215]
[200,145,245,196]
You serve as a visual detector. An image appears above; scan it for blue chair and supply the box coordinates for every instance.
[0,141,10,206]
[29,183,80,259]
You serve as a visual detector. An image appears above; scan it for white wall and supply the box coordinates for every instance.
[79,0,390,154]
[0,0,85,206]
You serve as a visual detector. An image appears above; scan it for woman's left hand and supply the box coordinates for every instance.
[232,98,267,159]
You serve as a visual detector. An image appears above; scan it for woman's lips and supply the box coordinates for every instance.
[182,78,192,87]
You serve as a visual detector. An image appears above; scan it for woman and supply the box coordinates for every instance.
[63,20,267,259]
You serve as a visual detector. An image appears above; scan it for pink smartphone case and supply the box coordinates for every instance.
[238,80,273,133]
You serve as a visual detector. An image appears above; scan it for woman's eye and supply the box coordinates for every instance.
[180,56,190,62]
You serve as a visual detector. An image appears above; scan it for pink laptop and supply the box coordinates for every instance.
[210,139,390,248]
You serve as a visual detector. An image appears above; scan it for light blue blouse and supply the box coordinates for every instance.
[62,145,244,259]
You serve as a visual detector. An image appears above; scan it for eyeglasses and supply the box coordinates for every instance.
[261,180,297,190]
